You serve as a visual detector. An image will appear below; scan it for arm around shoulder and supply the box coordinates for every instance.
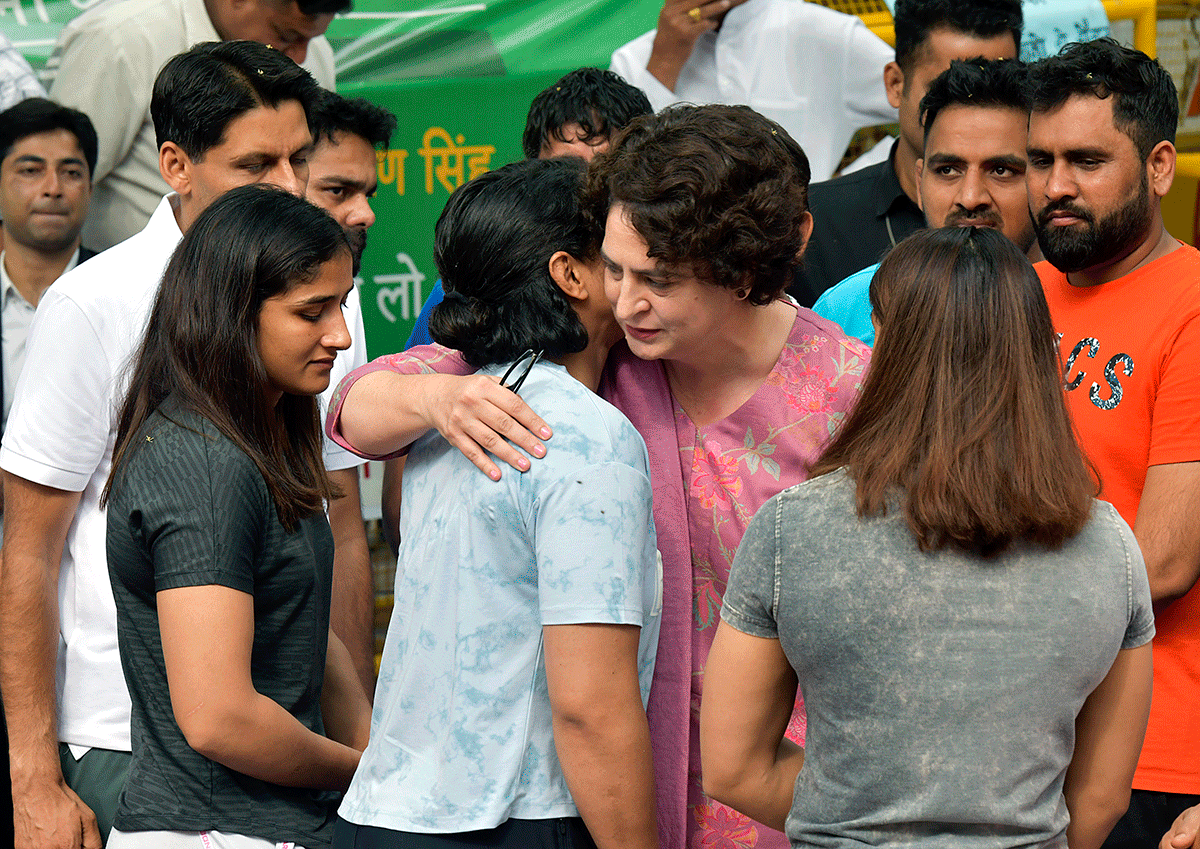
[333,354,552,481]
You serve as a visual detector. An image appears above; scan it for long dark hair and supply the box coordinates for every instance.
[105,185,350,529]
[811,227,1095,554]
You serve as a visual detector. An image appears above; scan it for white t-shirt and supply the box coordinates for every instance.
[610,0,896,182]
[0,194,184,752]
[321,284,368,473]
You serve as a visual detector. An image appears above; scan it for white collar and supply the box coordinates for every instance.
[0,246,81,310]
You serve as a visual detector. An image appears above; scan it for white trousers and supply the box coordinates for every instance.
[109,828,307,849]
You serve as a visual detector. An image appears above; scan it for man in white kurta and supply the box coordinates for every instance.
[611,0,896,180]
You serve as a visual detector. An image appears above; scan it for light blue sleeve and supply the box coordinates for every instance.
[812,263,878,347]
[534,461,655,627]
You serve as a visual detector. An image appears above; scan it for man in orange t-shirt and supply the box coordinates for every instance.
[1028,39,1200,849]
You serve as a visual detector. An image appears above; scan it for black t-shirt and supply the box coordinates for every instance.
[106,402,337,847]
[789,148,925,307]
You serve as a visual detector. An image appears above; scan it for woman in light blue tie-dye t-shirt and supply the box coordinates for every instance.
[334,158,662,849]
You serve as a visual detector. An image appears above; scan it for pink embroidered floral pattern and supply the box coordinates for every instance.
[691,801,761,848]
[677,314,869,849]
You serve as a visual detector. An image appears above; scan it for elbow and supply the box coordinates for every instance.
[174,699,245,762]
[1070,784,1132,842]
[551,695,632,736]
[701,767,741,809]
[1148,561,1200,605]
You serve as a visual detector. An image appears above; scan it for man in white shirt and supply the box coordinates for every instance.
[305,89,396,692]
[610,0,896,181]
[0,98,97,437]
[0,40,321,849]
[47,0,347,251]
[0,33,45,113]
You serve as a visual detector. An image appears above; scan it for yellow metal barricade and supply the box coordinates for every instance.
[812,0,1158,56]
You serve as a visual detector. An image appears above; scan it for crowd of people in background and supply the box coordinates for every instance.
[0,0,1199,848]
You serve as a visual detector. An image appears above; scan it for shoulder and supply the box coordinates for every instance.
[778,468,854,510]
[612,27,656,63]
[790,307,872,363]
[815,263,877,311]
[116,407,266,504]
[1034,259,1064,284]
[520,366,648,476]
[302,36,336,89]
[44,227,168,317]
[57,0,179,46]
[752,0,862,31]
[810,161,885,205]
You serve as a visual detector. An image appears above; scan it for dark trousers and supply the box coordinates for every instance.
[1102,788,1200,848]
[333,817,599,849]
[1,699,12,849]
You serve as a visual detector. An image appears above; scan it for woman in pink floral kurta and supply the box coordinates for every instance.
[604,314,868,849]
[592,105,871,849]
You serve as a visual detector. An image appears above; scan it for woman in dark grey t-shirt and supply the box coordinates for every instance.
[701,228,1155,849]
[103,186,372,849]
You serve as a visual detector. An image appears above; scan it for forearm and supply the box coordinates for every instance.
[326,468,375,693]
[1065,789,1129,849]
[0,478,78,787]
[553,702,658,849]
[184,691,360,791]
[1,549,67,787]
[337,371,439,457]
[321,631,372,751]
[645,35,692,92]
[704,738,804,832]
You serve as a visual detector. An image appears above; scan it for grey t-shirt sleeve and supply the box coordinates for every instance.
[720,492,782,639]
[130,421,267,595]
[1115,507,1155,650]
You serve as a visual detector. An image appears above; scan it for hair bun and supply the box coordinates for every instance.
[428,291,497,350]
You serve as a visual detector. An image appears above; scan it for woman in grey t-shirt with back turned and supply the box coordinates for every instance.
[700,226,1154,849]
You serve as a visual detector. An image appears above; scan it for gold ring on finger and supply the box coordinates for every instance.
[688,6,703,22]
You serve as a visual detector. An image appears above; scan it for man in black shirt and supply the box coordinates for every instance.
[790,0,1022,306]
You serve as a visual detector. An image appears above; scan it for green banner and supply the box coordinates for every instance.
[3,0,662,357]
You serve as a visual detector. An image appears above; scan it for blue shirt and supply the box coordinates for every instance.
[811,261,878,347]
[339,360,662,833]
[405,280,444,349]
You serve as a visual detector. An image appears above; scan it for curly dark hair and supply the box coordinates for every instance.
[894,0,1022,75]
[582,104,810,305]
[522,67,652,160]
[309,88,396,148]
[920,57,1030,143]
[1029,38,1177,160]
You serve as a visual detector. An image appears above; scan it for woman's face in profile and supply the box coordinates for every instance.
[601,204,739,365]
[256,252,354,402]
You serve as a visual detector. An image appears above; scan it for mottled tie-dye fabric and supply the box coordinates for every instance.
[339,362,661,834]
